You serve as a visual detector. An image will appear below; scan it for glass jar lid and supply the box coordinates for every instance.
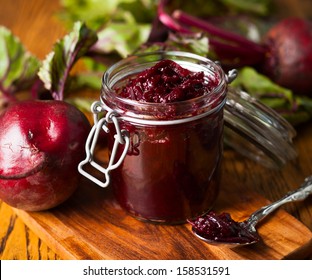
[224,87,297,169]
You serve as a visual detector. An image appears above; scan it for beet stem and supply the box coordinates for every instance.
[158,0,192,34]
[158,12,192,34]
[209,37,263,56]
[172,10,266,54]
[0,85,17,103]
[157,0,266,66]
[209,38,265,66]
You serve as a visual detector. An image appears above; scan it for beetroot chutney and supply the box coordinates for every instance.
[101,52,227,223]
[189,212,261,244]
[118,59,218,103]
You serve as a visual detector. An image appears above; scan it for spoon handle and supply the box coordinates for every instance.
[247,176,312,227]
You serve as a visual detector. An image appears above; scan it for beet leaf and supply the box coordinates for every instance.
[0,26,40,106]
[38,21,98,101]
[232,67,312,125]
[90,22,151,58]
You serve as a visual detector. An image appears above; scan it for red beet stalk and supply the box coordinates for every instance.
[157,0,267,67]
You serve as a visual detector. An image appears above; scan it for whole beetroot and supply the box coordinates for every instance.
[259,18,312,96]
[158,5,312,96]
[0,100,90,211]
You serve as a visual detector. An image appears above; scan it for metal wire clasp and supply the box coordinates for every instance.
[78,101,130,188]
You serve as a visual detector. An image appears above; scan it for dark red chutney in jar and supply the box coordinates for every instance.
[103,56,226,224]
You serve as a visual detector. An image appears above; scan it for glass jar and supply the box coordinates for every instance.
[78,51,297,224]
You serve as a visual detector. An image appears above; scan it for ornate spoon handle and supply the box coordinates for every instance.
[247,176,312,227]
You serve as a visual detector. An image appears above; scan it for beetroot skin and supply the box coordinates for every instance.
[261,18,312,96]
[0,100,91,211]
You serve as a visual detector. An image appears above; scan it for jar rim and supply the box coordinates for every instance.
[98,50,297,169]
[101,51,227,120]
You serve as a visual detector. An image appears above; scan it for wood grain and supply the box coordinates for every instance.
[9,151,312,260]
[1,0,312,260]
[0,200,60,260]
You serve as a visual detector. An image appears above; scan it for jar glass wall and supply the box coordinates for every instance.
[101,52,227,223]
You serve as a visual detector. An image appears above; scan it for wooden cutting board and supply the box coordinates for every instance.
[12,158,312,260]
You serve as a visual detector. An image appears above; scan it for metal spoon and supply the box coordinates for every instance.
[191,175,312,247]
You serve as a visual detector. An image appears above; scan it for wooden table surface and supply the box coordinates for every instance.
[0,0,312,260]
